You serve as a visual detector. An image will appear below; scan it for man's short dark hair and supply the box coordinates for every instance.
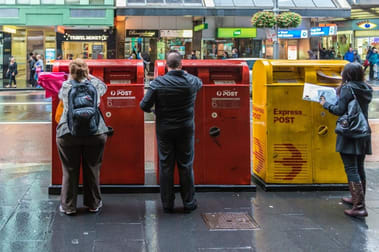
[167,50,182,69]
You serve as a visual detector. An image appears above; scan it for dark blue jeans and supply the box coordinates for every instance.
[157,126,196,209]
[340,154,366,183]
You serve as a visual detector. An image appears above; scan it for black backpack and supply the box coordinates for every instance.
[67,79,100,136]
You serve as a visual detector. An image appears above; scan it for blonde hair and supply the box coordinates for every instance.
[69,58,89,82]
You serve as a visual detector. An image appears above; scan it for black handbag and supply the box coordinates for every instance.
[335,86,371,139]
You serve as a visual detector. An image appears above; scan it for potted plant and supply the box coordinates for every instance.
[277,12,302,28]
[251,11,277,28]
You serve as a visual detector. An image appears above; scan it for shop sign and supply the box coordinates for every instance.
[126,30,158,37]
[63,33,108,41]
[160,30,193,38]
[217,28,257,38]
[194,23,208,32]
[310,26,337,36]
[278,29,308,39]
[354,20,379,30]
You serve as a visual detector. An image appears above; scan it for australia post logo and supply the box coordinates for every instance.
[110,89,132,96]
[216,90,238,97]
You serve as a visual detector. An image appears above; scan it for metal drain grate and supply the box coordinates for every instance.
[202,212,260,230]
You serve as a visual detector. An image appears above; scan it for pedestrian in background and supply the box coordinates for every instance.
[232,48,239,58]
[191,50,197,59]
[344,47,355,63]
[28,53,36,87]
[320,63,372,218]
[368,47,378,81]
[140,51,202,213]
[56,59,108,215]
[353,50,362,64]
[6,56,17,88]
[222,51,229,59]
[329,47,336,59]
[363,46,372,72]
[34,54,44,82]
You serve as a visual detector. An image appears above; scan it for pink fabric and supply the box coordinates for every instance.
[38,72,67,99]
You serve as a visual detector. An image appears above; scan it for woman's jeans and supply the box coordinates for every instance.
[340,154,366,183]
[369,63,374,80]
[9,75,16,86]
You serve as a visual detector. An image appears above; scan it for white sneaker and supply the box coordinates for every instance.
[59,205,76,215]
[88,201,103,213]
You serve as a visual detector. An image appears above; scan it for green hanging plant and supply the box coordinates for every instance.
[251,11,277,28]
[277,12,302,28]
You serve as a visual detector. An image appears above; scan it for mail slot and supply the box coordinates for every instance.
[154,60,251,185]
[252,60,348,188]
[51,59,145,186]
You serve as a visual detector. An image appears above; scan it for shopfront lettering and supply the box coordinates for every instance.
[64,34,108,41]
[126,30,158,37]
[273,108,302,124]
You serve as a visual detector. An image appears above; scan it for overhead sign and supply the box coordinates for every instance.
[354,20,378,30]
[63,30,110,41]
[310,26,337,36]
[194,23,208,32]
[126,30,158,37]
[217,28,257,38]
[278,29,308,39]
[160,30,193,38]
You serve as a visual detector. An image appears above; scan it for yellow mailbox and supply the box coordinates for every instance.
[252,60,349,190]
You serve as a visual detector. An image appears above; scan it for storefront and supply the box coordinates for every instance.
[57,29,116,61]
[353,19,379,59]
[160,30,193,59]
[0,32,11,88]
[276,29,309,60]
[204,28,259,59]
[124,29,159,61]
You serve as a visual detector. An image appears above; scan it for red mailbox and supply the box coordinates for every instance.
[154,60,251,185]
[51,60,145,189]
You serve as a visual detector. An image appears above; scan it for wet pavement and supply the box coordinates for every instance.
[0,163,379,251]
[1,89,379,251]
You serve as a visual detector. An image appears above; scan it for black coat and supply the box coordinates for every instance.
[323,81,373,155]
[8,62,18,75]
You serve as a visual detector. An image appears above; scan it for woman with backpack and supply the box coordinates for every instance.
[56,58,108,215]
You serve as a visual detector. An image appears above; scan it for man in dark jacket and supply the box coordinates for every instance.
[140,51,202,213]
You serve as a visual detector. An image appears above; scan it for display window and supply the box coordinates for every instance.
[62,41,107,60]
[356,37,379,59]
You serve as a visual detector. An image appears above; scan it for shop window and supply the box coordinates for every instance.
[147,0,164,3]
[70,9,106,17]
[65,0,80,4]
[166,0,182,3]
[0,0,6,3]
[89,0,104,3]
[253,0,272,6]
[278,0,295,7]
[0,9,19,17]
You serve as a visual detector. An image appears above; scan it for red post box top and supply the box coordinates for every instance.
[154,60,249,85]
[52,59,144,85]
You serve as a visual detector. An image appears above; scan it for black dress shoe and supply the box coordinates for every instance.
[163,207,174,213]
[183,204,197,213]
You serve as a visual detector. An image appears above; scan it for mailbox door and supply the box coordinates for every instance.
[201,85,250,185]
[267,85,313,184]
[100,85,145,184]
[311,103,347,183]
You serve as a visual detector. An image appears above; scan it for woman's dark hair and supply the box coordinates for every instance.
[224,51,229,57]
[342,63,364,84]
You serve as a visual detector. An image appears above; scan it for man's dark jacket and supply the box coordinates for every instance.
[323,81,373,155]
[140,70,202,130]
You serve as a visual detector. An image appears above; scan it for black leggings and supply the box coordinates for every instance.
[340,154,366,183]
[9,76,16,86]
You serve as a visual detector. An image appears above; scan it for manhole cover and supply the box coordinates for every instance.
[202,212,260,230]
